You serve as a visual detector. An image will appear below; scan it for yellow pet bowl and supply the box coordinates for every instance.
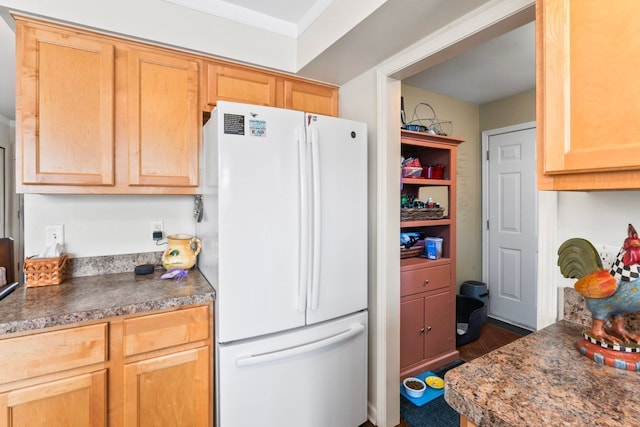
[425,375,444,389]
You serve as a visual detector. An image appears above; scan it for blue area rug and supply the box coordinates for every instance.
[400,360,465,427]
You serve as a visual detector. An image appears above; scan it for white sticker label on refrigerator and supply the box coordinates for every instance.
[249,120,266,137]
[224,114,244,135]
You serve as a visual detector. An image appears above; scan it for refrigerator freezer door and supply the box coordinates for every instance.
[216,311,367,427]
[213,102,307,343]
[305,114,368,325]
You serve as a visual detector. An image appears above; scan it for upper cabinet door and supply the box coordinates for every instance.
[538,0,640,190]
[283,79,338,116]
[127,49,201,187]
[16,21,115,186]
[205,63,278,109]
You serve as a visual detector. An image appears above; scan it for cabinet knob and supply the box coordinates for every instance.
[427,326,432,331]
[420,328,425,334]
[423,279,430,286]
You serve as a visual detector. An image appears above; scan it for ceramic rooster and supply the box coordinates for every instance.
[558,224,640,345]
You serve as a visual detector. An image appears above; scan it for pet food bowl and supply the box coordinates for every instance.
[425,375,445,389]
[402,377,426,398]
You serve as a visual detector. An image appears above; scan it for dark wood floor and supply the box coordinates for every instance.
[361,318,530,427]
[457,319,529,361]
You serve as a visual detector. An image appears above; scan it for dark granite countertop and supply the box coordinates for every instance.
[0,267,215,336]
[444,320,640,426]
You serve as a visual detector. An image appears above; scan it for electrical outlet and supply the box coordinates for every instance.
[150,220,164,241]
[595,244,620,269]
[46,224,64,246]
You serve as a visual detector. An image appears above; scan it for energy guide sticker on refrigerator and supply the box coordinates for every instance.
[249,119,266,136]
[196,101,368,427]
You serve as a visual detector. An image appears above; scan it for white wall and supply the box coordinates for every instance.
[0,0,295,71]
[297,0,386,68]
[340,69,395,427]
[0,0,396,75]
[555,190,640,287]
[24,194,195,257]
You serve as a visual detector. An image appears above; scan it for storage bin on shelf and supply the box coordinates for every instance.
[400,246,424,259]
[425,237,443,260]
[422,164,445,179]
[402,167,423,178]
[400,207,445,221]
[23,254,68,287]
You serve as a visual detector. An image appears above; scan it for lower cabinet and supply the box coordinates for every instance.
[0,370,106,427]
[119,305,212,426]
[124,347,210,427]
[400,262,458,378]
[0,303,213,427]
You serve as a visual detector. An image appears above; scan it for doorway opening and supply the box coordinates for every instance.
[482,122,537,330]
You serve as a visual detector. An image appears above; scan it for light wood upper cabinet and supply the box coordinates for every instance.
[283,78,338,116]
[16,21,115,187]
[127,49,200,187]
[205,63,278,109]
[537,0,640,190]
[204,61,339,117]
[15,16,201,194]
[15,16,340,194]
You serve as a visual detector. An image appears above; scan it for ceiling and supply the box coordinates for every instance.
[0,0,535,122]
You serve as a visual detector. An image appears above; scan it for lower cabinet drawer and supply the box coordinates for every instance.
[401,264,451,296]
[123,305,210,357]
[0,323,108,385]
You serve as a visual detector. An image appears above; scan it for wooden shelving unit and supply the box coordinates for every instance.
[399,129,464,379]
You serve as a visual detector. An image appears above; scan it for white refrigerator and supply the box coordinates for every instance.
[196,101,368,427]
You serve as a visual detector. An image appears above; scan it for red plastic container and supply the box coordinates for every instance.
[423,165,445,179]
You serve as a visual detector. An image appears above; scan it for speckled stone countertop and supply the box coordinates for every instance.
[0,267,215,336]
[444,320,640,426]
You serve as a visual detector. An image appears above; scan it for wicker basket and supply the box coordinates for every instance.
[401,246,424,259]
[24,254,68,287]
[401,207,445,221]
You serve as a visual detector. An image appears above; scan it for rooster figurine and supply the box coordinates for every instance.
[558,224,640,345]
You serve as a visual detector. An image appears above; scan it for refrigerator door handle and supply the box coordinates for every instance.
[235,323,365,367]
[297,127,309,313]
[309,126,321,311]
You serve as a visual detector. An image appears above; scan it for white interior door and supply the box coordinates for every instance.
[482,123,537,330]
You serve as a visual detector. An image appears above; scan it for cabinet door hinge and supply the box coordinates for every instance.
[486,150,490,161]
[486,220,490,230]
